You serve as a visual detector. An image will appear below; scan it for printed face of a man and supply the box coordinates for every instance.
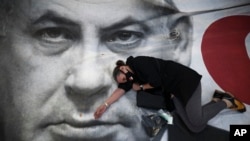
[0,0,190,140]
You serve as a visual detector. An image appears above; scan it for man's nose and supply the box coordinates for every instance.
[64,26,114,104]
[65,58,111,98]
[65,26,109,94]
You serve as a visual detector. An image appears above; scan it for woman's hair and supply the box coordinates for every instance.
[112,60,126,82]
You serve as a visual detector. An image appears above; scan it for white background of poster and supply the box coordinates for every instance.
[164,0,250,137]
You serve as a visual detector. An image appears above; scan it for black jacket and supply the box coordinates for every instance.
[126,56,202,108]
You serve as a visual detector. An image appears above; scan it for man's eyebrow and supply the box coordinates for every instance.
[32,11,80,27]
[101,17,150,33]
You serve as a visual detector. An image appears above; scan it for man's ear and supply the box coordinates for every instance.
[0,4,7,37]
[0,20,6,37]
[167,13,193,66]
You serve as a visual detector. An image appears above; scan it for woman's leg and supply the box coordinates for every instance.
[173,83,227,133]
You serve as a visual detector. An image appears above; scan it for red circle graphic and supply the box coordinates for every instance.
[201,16,250,104]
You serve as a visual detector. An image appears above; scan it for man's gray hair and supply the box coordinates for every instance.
[0,0,179,37]
[143,0,178,11]
[0,0,19,37]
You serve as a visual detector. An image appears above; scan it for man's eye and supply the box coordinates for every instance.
[107,31,143,42]
[36,28,74,43]
[104,30,144,51]
[33,27,78,55]
[114,32,134,41]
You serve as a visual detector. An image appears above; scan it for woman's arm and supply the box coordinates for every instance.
[132,83,154,91]
[94,88,125,119]
[104,88,126,106]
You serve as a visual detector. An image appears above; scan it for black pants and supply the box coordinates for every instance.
[173,83,227,133]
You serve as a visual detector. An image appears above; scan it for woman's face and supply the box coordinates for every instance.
[116,73,128,83]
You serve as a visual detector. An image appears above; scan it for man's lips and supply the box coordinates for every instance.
[42,112,131,140]
[54,119,119,128]
[44,111,130,128]
[47,120,124,140]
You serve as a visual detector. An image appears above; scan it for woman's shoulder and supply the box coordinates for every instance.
[132,56,156,61]
[126,56,145,63]
[127,56,175,65]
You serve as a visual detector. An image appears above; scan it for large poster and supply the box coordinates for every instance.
[0,0,249,141]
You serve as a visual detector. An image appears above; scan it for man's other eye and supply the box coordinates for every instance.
[104,30,144,52]
[111,31,135,41]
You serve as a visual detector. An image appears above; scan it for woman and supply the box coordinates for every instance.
[94,56,246,133]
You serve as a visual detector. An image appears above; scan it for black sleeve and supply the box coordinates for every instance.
[133,56,162,88]
[144,65,162,88]
[118,82,133,92]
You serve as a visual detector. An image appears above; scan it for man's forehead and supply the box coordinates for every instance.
[25,0,164,28]
[28,0,143,11]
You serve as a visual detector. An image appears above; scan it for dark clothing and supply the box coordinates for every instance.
[173,83,227,133]
[118,81,133,92]
[118,56,227,134]
[125,56,202,107]
[168,116,229,141]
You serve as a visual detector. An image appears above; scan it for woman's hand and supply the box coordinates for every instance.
[132,83,141,91]
[94,104,108,119]
[94,88,125,119]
